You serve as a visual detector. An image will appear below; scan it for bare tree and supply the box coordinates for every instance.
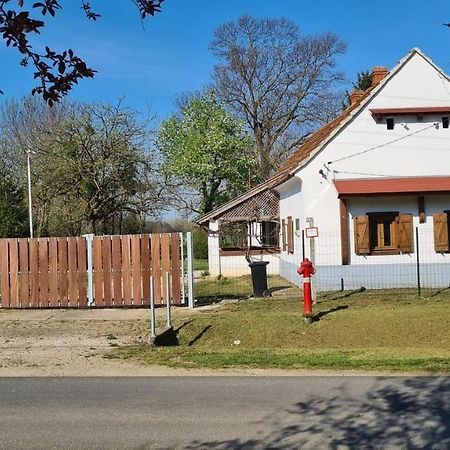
[211,15,347,178]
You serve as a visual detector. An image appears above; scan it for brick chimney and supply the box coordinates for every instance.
[349,89,364,105]
[371,66,389,86]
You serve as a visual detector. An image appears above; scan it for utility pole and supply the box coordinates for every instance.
[27,148,34,238]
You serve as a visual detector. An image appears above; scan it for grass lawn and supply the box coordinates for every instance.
[107,288,450,372]
[194,275,289,301]
[193,258,209,272]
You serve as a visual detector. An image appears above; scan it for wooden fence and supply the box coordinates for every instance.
[0,233,183,308]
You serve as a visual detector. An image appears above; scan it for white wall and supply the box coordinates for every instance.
[207,220,220,275]
[207,219,280,277]
[217,254,280,277]
[277,51,450,270]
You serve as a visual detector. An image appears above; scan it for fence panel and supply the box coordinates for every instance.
[141,235,151,306]
[151,234,162,304]
[111,236,122,306]
[38,238,49,307]
[0,232,184,308]
[19,238,29,307]
[29,239,38,307]
[101,237,112,306]
[131,235,142,306]
[0,240,9,306]
[58,238,69,307]
[93,237,103,306]
[9,239,19,308]
[122,236,132,305]
[49,238,58,307]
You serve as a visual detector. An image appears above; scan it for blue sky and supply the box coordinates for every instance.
[1,0,450,121]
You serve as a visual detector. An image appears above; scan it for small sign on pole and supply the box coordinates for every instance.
[305,227,319,239]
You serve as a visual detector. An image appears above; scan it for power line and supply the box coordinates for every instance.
[327,123,437,165]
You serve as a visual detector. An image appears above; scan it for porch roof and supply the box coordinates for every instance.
[196,172,289,224]
[334,176,450,197]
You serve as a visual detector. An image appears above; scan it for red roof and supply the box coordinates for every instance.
[334,177,450,197]
[370,106,450,115]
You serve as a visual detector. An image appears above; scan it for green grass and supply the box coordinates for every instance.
[193,258,209,271]
[195,274,288,300]
[107,288,450,372]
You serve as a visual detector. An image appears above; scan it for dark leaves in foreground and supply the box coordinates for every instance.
[0,0,165,104]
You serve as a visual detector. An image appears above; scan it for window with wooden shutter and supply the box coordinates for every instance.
[433,213,449,252]
[281,219,287,251]
[397,214,413,253]
[354,215,370,255]
[355,211,414,255]
[287,216,294,254]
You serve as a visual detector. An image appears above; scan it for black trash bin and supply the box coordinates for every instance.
[249,261,269,297]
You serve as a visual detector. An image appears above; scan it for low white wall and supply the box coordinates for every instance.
[212,253,280,277]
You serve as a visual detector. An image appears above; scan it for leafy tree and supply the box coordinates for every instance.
[0,164,28,237]
[352,70,373,91]
[0,0,165,104]
[211,15,346,178]
[342,69,373,109]
[0,97,167,236]
[157,91,260,215]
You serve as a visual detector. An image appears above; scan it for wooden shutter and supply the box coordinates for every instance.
[433,213,449,252]
[287,216,294,254]
[354,215,369,255]
[281,219,287,251]
[397,214,413,253]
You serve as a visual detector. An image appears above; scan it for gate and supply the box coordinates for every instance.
[0,233,184,308]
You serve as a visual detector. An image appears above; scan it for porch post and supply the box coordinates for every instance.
[339,199,349,265]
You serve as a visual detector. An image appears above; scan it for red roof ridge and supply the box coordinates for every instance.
[334,176,450,196]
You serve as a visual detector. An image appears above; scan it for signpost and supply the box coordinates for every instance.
[305,218,317,304]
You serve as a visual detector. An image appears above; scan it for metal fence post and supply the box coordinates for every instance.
[186,231,195,308]
[165,272,172,328]
[149,276,156,344]
[180,232,186,305]
[301,229,305,260]
[416,226,421,297]
[83,233,94,306]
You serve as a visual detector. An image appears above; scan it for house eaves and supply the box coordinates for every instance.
[196,172,292,225]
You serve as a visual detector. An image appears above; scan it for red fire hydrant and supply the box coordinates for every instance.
[297,258,316,323]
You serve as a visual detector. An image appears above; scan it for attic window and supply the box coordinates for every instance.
[386,118,394,130]
[443,117,449,129]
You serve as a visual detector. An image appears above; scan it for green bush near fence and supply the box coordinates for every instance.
[193,230,208,260]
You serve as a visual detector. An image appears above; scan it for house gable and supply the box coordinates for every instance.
[296,49,450,185]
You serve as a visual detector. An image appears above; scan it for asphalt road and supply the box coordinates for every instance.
[1,376,449,449]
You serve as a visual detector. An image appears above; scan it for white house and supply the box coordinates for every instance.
[198,48,450,290]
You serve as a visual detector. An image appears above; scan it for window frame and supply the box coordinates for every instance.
[367,211,399,254]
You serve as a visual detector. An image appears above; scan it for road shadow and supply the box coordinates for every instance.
[313,305,349,322]
[180,377,450,449]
